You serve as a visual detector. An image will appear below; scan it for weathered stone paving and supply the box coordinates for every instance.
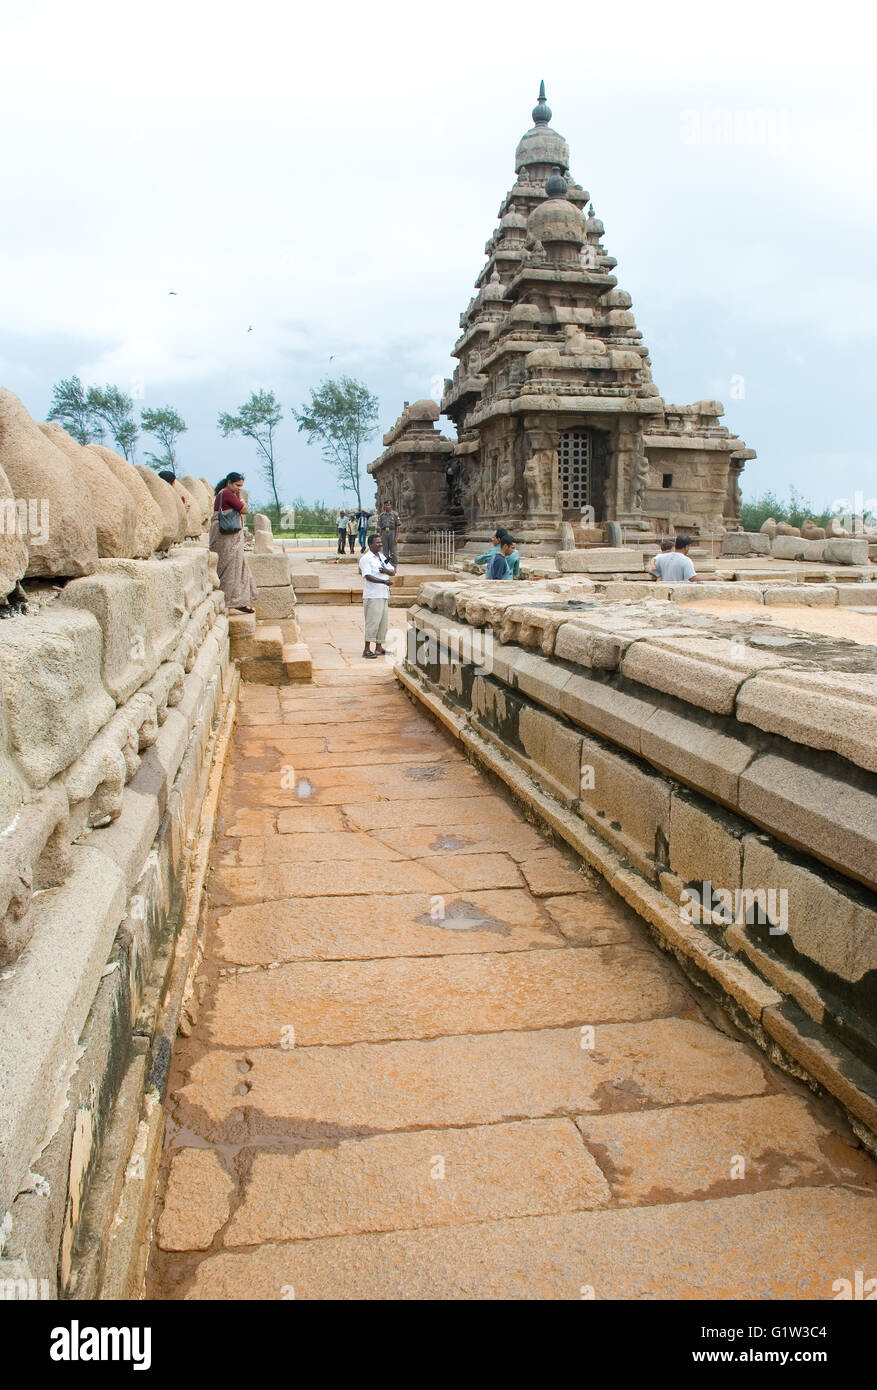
[147,605,877,1300]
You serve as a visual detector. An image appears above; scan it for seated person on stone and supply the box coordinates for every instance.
[477,528,520,578]
[649,536,674,578]
[486,537,517,580]
[653,534,699,582]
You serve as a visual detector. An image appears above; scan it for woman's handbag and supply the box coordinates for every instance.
[218,504,241,533]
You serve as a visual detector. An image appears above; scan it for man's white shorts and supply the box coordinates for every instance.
[363,596,389,642]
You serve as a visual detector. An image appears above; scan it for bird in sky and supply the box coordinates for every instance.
[247,325,253,333]
[329,354,335,361]
[168,290,177,295]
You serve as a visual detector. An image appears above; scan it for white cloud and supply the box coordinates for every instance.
[0,0,874,504]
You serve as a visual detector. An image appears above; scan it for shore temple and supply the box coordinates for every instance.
[370,82,755,558]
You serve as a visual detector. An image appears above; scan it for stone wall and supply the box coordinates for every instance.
[722,532,871,566]
[0,391,233,1296]
[402,582,877,1154]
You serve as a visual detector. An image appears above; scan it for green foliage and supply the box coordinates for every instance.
[245,496,358,535]
[292,375,378,510]
[218,389,283,523]
[141,405,187,474]
[87,383,138,459]
[740,488,832,532]
[47,376,97,445]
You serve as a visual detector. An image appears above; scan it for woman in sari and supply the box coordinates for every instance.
[209,472,258,612]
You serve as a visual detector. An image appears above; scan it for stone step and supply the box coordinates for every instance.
[283,642,313,682]
[296,588,358,605]
[238,623,288,685]
[233,624,284,663]
[226,611,256,659]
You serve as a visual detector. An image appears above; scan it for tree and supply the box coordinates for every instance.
[47,375,97,444]
[217,389,284,521]
[141,405,186,474]
[87,384,138,460]
[292,375,379,510]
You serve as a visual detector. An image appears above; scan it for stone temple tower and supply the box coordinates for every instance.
[370,83,755,555]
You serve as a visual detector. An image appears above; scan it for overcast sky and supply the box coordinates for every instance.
[2,0,875,512]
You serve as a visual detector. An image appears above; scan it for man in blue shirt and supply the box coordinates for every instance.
[477,528,520,578]
[486,537,517,580]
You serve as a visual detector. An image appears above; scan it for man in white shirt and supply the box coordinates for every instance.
[359,534,395,657]
[653,535,699,582]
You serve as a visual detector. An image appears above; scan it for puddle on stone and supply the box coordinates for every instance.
[415,899,511,935]
[430,834,473,852]
[405,765,446,781]
[748,634,803,648]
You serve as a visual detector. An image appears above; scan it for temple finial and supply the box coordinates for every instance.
[532,80,552,126]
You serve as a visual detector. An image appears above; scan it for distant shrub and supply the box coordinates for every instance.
[740,487,832,532]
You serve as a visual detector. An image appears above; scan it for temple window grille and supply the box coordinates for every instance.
[559,429,591,510]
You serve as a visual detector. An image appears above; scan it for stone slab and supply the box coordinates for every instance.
[370,824,546,860]
[517,704,584,799]
[742,836,877,987]
[836,585,877,606]
[412,853,525,890]
[763,584,838,606]
[248,553,292,587]
[203,946,690,1047]
[542,894,643,946]
[557,674,657,756]
[223,1119,611,1246]
[516,849,590,895]
[736,669,877,774]
[254,586,297,621]
[577,1095,875,1205]
[0,847,126,1220]
[183,1189,876,1299]
[157,1148,236,1251]
[557,549,646,574]
[212,889,565,964]
[640,705,756,809]
[769,535,824,561]
[214,831,404,866]
[342,795,522,832]
[174,1019,769,1145]
[671,583,765,604]
[620,635,785,716]
[738,754,877,891]
[669,792,745,895]
[208,858,456,906]
[823,539,869,566]
[764,1002,877,1135]
[721,532,771,557]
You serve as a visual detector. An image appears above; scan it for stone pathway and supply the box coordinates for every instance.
[147,605,877,1300]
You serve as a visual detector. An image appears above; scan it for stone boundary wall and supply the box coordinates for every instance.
[0,543,232,1296]
[402,584,877,1155]
[596,580,877,607]
[722,531,873,565]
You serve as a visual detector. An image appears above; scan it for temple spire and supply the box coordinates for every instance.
[532,80,552,126]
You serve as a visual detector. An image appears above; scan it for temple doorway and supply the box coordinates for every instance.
[559,428,592,519]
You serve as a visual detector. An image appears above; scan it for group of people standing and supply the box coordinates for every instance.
[337,505,401,566]
[336,509,369,554]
